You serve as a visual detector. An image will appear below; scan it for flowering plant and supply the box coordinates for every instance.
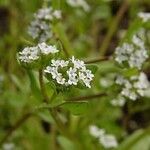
[0,0,150,149]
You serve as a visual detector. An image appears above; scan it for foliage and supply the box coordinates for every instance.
[0,0,150,149]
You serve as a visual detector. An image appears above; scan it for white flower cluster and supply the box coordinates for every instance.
[28,7,61,42]
[111,95,126,107]
[67,0,90,12]
[115,30,148,69]
[115,72,149,101]
[89,125,118,149]
[113,29,149,106]
[138,12,150,22]
[44,56,94,88]
[18,42,59,63]
[2,143,15,150]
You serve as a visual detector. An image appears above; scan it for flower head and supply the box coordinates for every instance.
[18,43,59,64]
[44,56,94,88]
[28,7,61,42]
[115,29,148,70]
[111,95,126,107]
[89,125,118,149]
[89,125,105,138]
[115,72,149,101]
[99,134,118,149]
[67,0,90,12]
[38,42,59,55]
[138,12,150,22]
[18,46,40,63]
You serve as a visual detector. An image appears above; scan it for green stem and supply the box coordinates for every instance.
[53,23,72,57]
[68,92,106,101]
[39,69,49,103]
[99,0,129,56]
[85,56,111,64]
[39,70,81,148]
[51,125,57,150]
[0,112,32,146]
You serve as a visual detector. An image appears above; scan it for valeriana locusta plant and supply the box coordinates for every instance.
[138,12,150,22]
[66,0,90,12]
[112,28,150,106]
[44,56,94,89]
[13,2,98,147]
[28,7,61,42]
[89,125,118,149]
[18,42,59,69]
[1,0,150,149]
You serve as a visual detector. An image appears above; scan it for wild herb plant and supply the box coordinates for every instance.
[0,0,150,149]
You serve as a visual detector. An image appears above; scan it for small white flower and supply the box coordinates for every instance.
[115,29,148,70]
[2,143,15,150]
[51,59,69,68]
[18,44,59,64]
[44,56,94,88]
[28,7,61,42]
[99,134,118,149]
[18,46,39,63]
[138,12,150,22]
[89,126,118,149]
[56,75,66,85]
[38,42,59,54]
[71,56,86,70]
[36,8,53,20]
[67,0,90,12]
[115,75,126,85]
[111,95,126,107]
[28,19,53,42]
[67,67,78,85]
[53,10,62,19]
[79,70,94,88]
[115,72,149,101]
[89,125,105,138]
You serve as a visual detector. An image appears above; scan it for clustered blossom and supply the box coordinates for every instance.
[111,95,126,107]
[115,72,149,101]
[44,56,94,88]
[0,75,4,93]
[112,29,149,106]
[18,42,59,63]
[28,7,61,42]
[115,30,148,70]
[2,143,15,150]
[89,125,118,149]
[67,0,90,12]
[138,12,150,22]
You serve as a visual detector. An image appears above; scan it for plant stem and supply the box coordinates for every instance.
[39,69,49,103]
[99,0,129,56]
[68,92,106,101]
[122,102,130,133]
[51,125,57,150]
[38,69,74,140]
[85,56,111,64]
[53,23,72,57]
[0,112,32,146]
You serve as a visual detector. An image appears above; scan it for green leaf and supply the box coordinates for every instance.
[53,23,73,56]
[86,64,98,74]
[117,128,150,150]
[50,93,65,107]
[122,19,143,43]
[10,74,24,91]
[60,101,89,115]
[27,70,42,101]
[57,136,76,150]
[122,68,139,78]
[37,110,54,124]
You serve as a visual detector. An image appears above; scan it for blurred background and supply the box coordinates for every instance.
[0,0,150,149]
